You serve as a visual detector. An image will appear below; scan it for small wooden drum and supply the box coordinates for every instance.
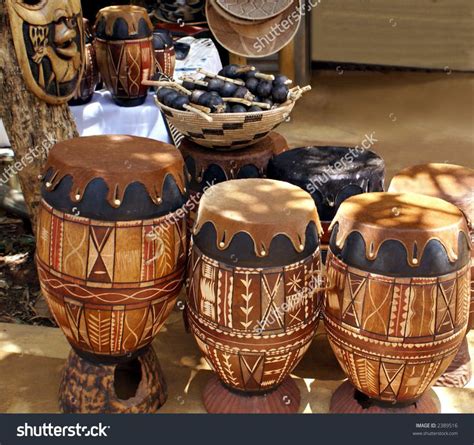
[36,135,188,412]
[186,179,322,413]
[390,163,474,387]
[180,132,288,228]
[69,19,100,106]
[324,192,471,411]
[94,6,154,107]
[267,146,385,261]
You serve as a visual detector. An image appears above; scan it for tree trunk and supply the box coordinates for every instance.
[0,0,79,230]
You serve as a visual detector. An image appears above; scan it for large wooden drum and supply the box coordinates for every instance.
[267,146,385,261]
[324,192,471,412]
[94,6,154,107]
[389,163,474,387]
[186,179,322,413]
[36,135,188,412]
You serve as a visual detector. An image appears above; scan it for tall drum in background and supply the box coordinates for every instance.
[324,193,471,413]
[152,30,176,78]
[186,179,322,413]
[390,163,474,387]
[36,136,188,413]
[94,6,154,106]
[267,146,385,262]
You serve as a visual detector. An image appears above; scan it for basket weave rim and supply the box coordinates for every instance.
[156,98,295,120]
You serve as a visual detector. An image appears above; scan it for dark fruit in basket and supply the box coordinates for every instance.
[207,78,225,92]
[190,89,206,103]
[219,64,254,79]
[260,98,274,107]
[233,86,254,101]
[272,84,289,103]
[198,92,225,112]
[248,105,262,112]
[274,74,291,86]
[182,79,197,90]
[256,80,273,98]
[157,87,176,103]
[246,77,259,94]
[163,90,180,107]
[231,104,247,113]
[244,69,259,79]
[171,95,190,110]
[224,102,232,113]
[220,81,238,97]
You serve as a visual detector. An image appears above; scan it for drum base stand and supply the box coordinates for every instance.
[202,375,300,414]
[330,381,441,414]
[58,346,167,413]
[434,336,472,387]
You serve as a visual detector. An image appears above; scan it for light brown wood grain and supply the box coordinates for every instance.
[311,0,474,70]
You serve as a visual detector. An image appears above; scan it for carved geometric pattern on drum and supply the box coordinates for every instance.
[361,278,393,336]
[456,270,470,325]
[85,308,112,353]
[285,265,308,328]
[63,298,91,349]
[110,309,125,353]
[150,298,173,338]
[200,262,217,321]
[37,206,52,264]
[239,354,264,390]
[142,226,159,282]
[50,214,64,271]
[107,44,126,93]
[261,354,290,387]
[127,44,141,96]
[62,220,88,280]
[217,268,234,328]
[87,226,115,282]
[114,226,142,283]
[304,257,319,319]
[261,272,285,330]
[173,218,186,264]
[379,362,405,400]
[219,350,239,387]
[341,274,366,329]
[122,305,149,353]
[47,295,71,340]
[154,224,176,279]
[354,356,379,396]
[388,283,410,339]
[237,274,255,330]
[436,279,457,335]
[406,283,436,338]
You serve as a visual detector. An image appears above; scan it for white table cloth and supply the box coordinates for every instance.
[70,90,171,143]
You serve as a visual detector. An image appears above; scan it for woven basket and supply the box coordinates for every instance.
[157,100,295,150]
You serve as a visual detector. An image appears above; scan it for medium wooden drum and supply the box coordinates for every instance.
[324,192,471,412]
[36,135,188,412]
[94,6,154,107]
[186,179,322,413]
[267,146,385,262]
[180,132,288,228]
[390,163,474,387]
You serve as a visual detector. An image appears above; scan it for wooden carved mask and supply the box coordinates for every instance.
[6,0,85,104]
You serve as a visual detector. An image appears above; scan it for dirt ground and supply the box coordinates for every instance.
[0,208,54,327]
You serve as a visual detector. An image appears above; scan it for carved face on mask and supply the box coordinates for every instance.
[6,0,85,104]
